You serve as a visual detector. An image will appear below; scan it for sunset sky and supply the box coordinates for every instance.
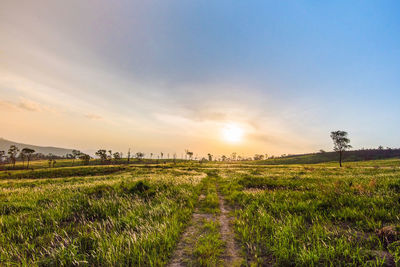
[1,1,399,157]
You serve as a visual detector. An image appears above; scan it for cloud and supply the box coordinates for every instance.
[18,99,42,111]
[0,100,18,110]
[181,110,228,122]
[0,99,42,112]
[0,98,55,113]
[84,113,102,120]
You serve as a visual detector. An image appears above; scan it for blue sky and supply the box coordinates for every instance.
[0,0,399,156]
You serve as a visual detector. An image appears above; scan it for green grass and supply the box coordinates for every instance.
[2,158,191,171]
[251,149,400,165]
[184,169,225,266]
[198,171,220,214]
[0,165,126,179]
[1,159,399,266]
[193,219,225,266]
[219,165,400,266]
[0,168,204,265]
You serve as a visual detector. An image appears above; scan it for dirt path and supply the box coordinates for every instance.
[168,183,242,266]
[168,211,214,267]
[218,192,242,266]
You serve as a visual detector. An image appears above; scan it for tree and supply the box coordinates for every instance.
[0,150,5,169]
[79,153,90,165]
[127,148,131,164]
[21,148,35,169]
[95,149,108,164]
[160,152,164,159]
[253,154,264,160]
[113,152,121,162]
[136,152,145,160]
[185,150,193,160]
[8,145,19,168]
[207,153,213,161]
[231,152,237,161]
[330,130,352,167]
[72,150,81,166]
[19,150,26,167]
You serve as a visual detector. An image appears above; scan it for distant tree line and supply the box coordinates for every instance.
[2,131,399,169]
[0,145,38,169]
[0,145,92,170]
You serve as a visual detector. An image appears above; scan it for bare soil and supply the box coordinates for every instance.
[218,192,243,266]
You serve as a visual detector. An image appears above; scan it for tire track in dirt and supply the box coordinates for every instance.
[218,192,243,266]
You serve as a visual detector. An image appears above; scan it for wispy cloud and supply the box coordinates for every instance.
[0,98,45,112]
[84,113,102,120]
[18,99,42,112]
[0,100,18,110]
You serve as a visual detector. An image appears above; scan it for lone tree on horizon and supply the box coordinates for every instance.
[330,130,352,167]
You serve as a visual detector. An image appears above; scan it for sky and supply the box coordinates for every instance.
[1,0,399,157]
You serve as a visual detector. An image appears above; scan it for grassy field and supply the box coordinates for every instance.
[0,167,205,265]
[220,165,400,266]
[1,159,399,266]
[252,149,400,165]
[1,158,189,171]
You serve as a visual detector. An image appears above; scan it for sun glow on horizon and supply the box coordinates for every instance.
[221,123,244,143]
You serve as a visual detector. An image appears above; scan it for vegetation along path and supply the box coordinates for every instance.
[168,171,243,266]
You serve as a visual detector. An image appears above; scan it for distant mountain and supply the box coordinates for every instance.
[0,138,75,156]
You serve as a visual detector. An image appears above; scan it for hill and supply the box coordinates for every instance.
[0,137,74,157]
[253,148,400,165]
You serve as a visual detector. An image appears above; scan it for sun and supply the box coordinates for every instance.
[221,124,244,143]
